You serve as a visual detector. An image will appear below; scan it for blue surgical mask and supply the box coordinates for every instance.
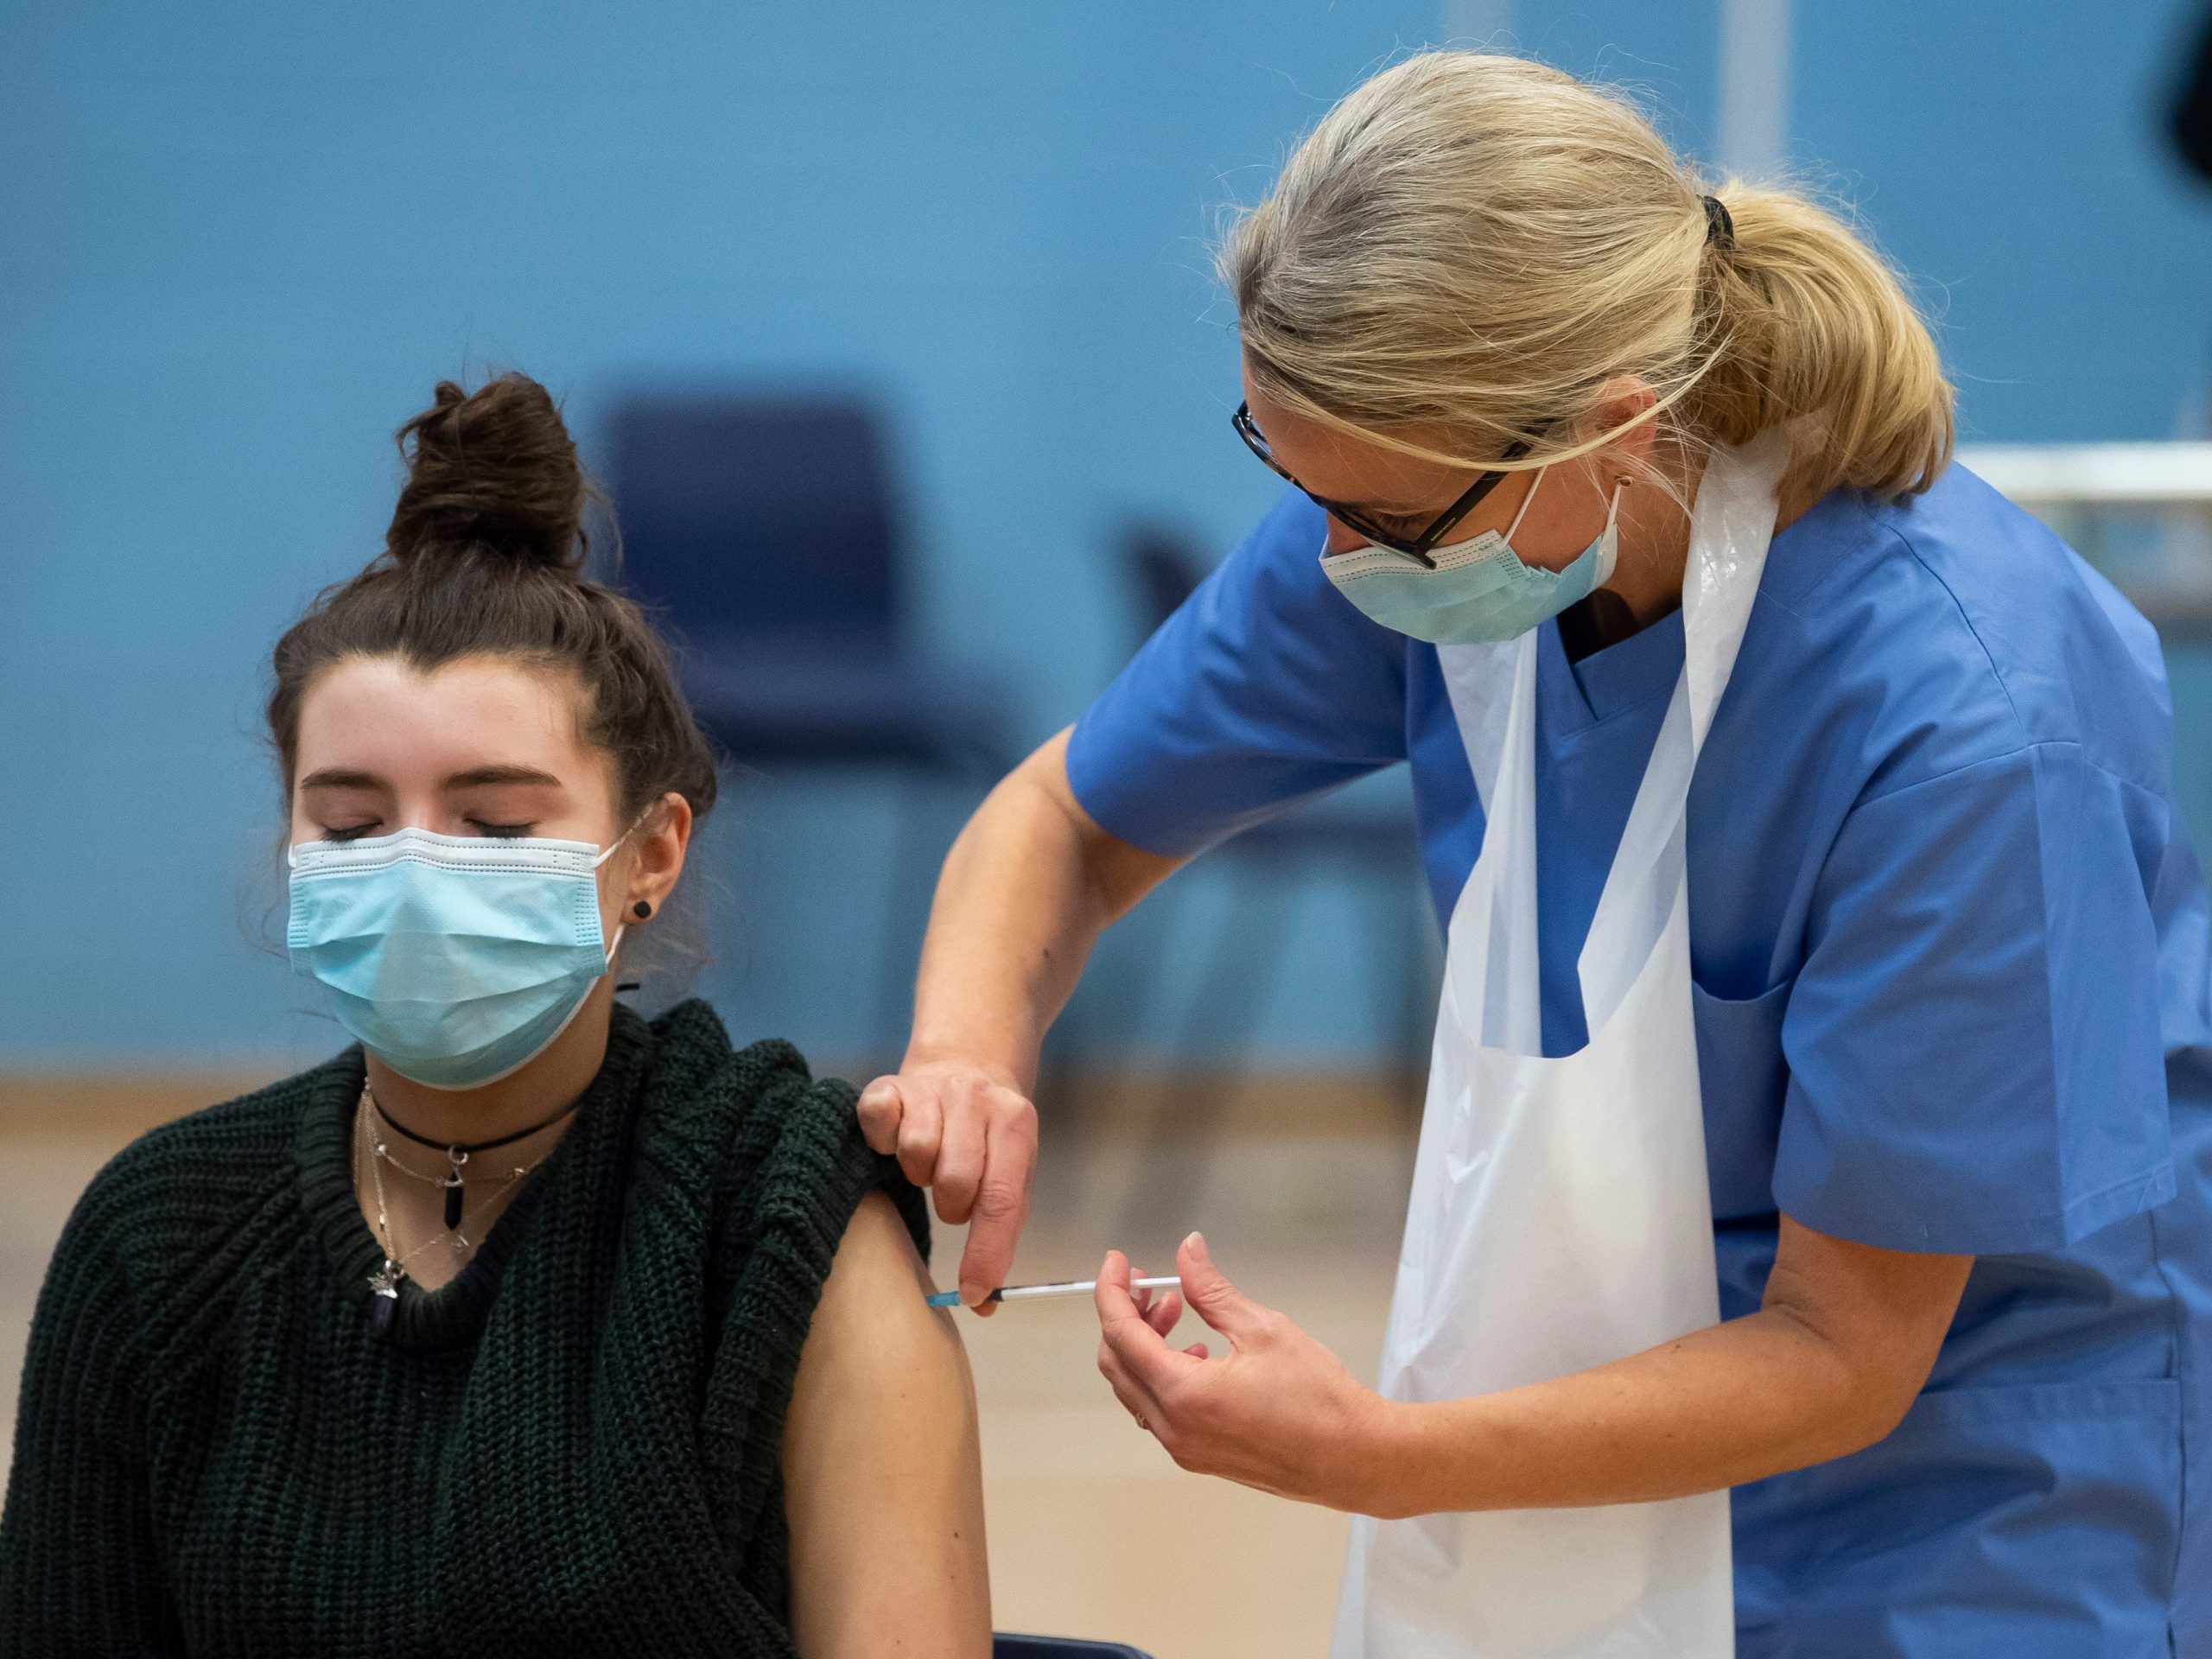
[1320,469,1624,645]
[287,825,632,1090]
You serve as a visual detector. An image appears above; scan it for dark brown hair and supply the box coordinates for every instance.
[267,372,719,830]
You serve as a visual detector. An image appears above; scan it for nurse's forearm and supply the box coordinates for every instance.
[904,728,1182,1090]
[1376,1308,1885,1511]
[1363,1218,1972,1516]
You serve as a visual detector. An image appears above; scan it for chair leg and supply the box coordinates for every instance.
[1120,855,1292,1243]
[1037,869,1190,1141]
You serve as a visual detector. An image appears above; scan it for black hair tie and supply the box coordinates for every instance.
[1702,194,1736,251]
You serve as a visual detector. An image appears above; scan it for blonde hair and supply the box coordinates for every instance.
[1223,52,1954,504]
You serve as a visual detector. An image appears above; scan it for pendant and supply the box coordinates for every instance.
[367,1258,402,1335]
[442,1149,467,1230]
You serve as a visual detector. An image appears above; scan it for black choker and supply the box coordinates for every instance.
[366,1086,582,1230]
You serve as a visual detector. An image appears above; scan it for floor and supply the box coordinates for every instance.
[0,1085,1412,1659]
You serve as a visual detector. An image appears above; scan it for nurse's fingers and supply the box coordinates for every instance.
[855,1076,904,1156]
[1096,1250,1202,1396]
[1096,1257,1169,1425]
[1177,1231,1268,1345]
[1142,1289,1185,1338]
[957,1099,1036,1309]
[1096,1342,1163,1431]
[1128,1271,1183,1338]
[931,1084,988,1226]
[892,1084,944,1191]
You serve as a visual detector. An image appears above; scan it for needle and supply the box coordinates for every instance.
[926,1275,1182,1308]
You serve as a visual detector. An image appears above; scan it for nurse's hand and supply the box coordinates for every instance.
[1095,1236,1394,1515]
[856,1060,1037,1314]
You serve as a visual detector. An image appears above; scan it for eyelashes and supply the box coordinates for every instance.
[318,819,536,842]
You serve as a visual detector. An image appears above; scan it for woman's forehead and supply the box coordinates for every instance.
[295,654,593,779]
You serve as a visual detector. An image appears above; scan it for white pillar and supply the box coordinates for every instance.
[1717,0,1792,179]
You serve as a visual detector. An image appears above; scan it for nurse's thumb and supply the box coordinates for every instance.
[855,1076,903,1155]
[1178,1232,1263,1342]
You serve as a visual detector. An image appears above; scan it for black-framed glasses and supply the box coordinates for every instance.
[1232,400,1530,567]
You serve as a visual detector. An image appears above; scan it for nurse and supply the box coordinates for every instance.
[859,51,2212,1656]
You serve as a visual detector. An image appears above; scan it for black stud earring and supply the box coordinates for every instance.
[632,900,652,919]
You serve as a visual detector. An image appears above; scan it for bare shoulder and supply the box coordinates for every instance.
[826,1188,937,1304]
[782,1191,991,1657]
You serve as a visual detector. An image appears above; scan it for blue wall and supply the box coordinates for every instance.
[5,3,2212,1068]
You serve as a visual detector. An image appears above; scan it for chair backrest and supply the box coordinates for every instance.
[993,1636,1154,1659]
[1122,522,1207,638]
[606,397,904,655]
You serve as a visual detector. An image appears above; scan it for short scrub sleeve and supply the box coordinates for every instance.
[1773,741,2177,1255]
[1066,491,1410,855]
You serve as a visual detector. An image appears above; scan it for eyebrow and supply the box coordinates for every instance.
[297,766,565,791]
[296,769,384,792]
[445,766,564,790]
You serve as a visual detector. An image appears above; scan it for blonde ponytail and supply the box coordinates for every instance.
[1686,186,1953,499]
[1224,52,1954,504]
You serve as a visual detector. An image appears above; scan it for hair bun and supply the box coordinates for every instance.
[385,373,586,572]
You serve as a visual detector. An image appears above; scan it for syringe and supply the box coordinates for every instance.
[926,1275,1182,1308]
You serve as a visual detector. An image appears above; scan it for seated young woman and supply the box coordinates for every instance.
[0,373,991,1657]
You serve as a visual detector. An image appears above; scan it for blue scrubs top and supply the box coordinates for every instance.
[1067,466,2212,1656]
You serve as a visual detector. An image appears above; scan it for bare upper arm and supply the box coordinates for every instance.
[781,1190,991,1658]
[1763,1212,1973,1446]
[1024,728,1185,923]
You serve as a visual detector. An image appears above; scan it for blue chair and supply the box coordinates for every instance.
[607,398,1006,772]
[1105,524,1436,1231]
[995,1637,1154,1659]
[606,397,1011,1060]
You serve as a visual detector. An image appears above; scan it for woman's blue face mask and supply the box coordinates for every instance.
[287,824,631,1090]
[1320,468,1624,645]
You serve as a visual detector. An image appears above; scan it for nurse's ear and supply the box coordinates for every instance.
[1579,377,1662,480]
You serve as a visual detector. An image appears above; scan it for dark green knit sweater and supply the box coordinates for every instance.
[0,1000,927,1657]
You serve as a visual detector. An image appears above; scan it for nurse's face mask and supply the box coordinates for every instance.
[1319,465,1626,645]
[287,820,637,1090]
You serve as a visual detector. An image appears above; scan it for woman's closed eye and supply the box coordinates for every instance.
[315,817,537,842]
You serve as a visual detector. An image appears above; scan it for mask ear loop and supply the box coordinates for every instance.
[1503,467,1631,548]
[1592,475,1630,584]
[593,805,660,980]
[589,805,658,869]
[1503,465,1548,544]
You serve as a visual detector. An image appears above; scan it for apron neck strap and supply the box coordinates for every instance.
[1678,430,1789,756]
[1571,433,1789,1029]
[1436,434,1791,1052]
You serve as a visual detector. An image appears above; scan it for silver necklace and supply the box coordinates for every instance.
[353,1086,551,1334]
[365,1081,581,1230]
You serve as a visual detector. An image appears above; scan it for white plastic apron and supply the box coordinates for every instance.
[1332,435,1788,1659]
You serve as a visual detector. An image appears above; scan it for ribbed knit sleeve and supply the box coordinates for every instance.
[697,1042,931,1608]
[0,1145,184,1654]
[0,1005,917,1656]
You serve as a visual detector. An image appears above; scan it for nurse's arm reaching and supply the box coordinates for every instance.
[1095,1220,1972,1517]
[856,729,1184,1308]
